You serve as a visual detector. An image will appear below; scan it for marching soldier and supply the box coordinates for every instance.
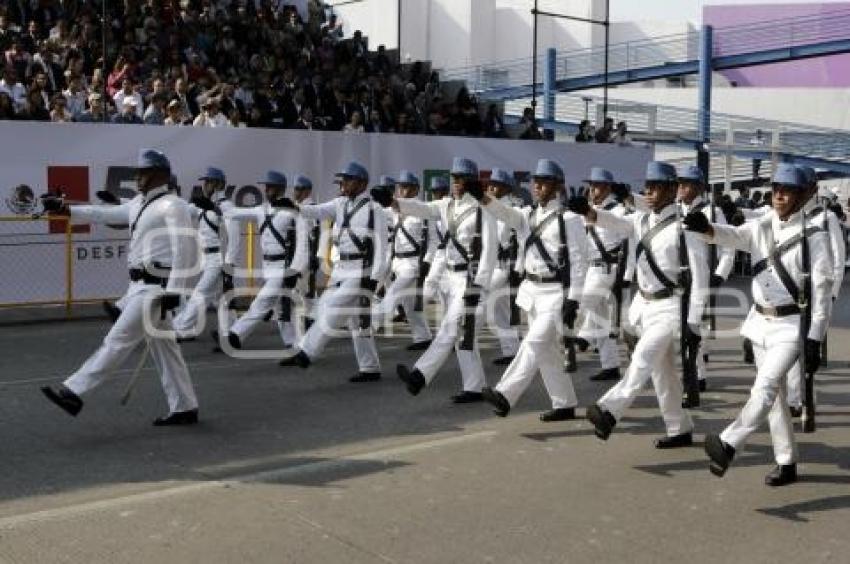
[784,166,844,417]
[574,167,630,382]
[570,161,709,449]
[422,176,451,307]
[282,162,390,383]
[375,157,497,403]
[222,170,309,350]
[40,149,200,426]
[172,166,239,341]
[373,171,436,350]
[292,174,322,330]
[485,168,521,366]
[475,159,587,421]
[686,163,833,486]
[676,164,735,398]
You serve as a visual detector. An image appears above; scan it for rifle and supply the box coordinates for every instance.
[507,230,521,326]
[676,201,700,407]
[460,206,483,351]
[413,219,429,312]
[610,238,628,339]
[800,207,816,433]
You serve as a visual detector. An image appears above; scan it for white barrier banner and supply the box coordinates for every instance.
[0,122,651,305]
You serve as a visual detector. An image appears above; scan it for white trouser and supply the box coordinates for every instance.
[414,270,485,393]
[229,268,288,344]
[786,360,804,409]
[298,274,380,372]
[598,301,694,437]
[64,282,198,414]
[721,341,798,465]
[172,262,230,338]
[495,281,577,409]
[577,266,619,370]
[486,267,520,357]
[696,326,710,381]
[374,262,432,344]
[423,254,449,307]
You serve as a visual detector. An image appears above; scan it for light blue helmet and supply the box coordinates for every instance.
[258,170,287,188]
[772,162,805,189]
[396,170,420,186]
[585,167,615,184]
[137,149,171,171]
[451,157,478,178]
[677,164,704,185]
[488,168,514,188]
[292,174,313,190]
[797,165,816,188]
[645,161,677,183]
[338,161,369,183]
[532,159,564,183]
[376,175,396,188]
[199,166,226,182]
[428,176,450,192]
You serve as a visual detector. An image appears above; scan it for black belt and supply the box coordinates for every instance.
[204,246,220,254]
[640,288,676,300]
[590,259,615,268]
[448,263,469,272]
[339,252,367,261]
[525,273,559,283]
[129,267,169,286]
[394,251,419,259]
[263,253,288,262]
[755,303,800,317]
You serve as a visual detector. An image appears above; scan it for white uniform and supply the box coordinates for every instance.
[172,191,240,338]
[484,198,587,409]
[487,195,521,358]
[397,193,497,392]
[226,203,309,346]
[297,196,322,321]
[63,187,199,414]
[785,201,844,409]
[680,196,735,382]
[297,192,389,372]
[423,213,450,307]
[374,205,437,344]
[593,203,709,437]
[577,196,630,371]
[707,209,832,465]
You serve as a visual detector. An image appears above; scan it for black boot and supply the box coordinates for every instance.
[699,379,707,392]
[279,350,311,368]
[765,464,797,487]
[654,432,693,449]
[451,390,483,403]
[41,385,83,417]
[743,338,754,364]
[590,367,620,381]
[153,408,199,426]
[789,405,803,418]
[227,332,242,350]
[397,364,425,396]
[704,434,735,477]
[482,387,510,417]
[350,372,382,383]
[574,337,590,353]
[102,300,121,323]
[586,404,616,440]
[540,407,576,422]
[492,355,515,366]
[406,340,432,351]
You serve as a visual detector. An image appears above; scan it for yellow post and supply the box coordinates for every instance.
[247,222,255,288]
[65,217,73,318]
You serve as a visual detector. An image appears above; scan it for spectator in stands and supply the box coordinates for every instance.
[0,91,15,120]
[76,93,108,123]
[144,93,168,125]
[112,98,143,124]
[366,109,387,133]
[62,75,87,119]
[483,103,506,138]
[49,93,72,122]
[19,89,49,121]
[518,106,542,140]
[113,78,144,119]
[575,119,594,142]
[164,100,187,126]
[343,110,365,133]
[751,190,763,208]
[594,117,614,143]
[612,120,631,146]
[193,98,229,128]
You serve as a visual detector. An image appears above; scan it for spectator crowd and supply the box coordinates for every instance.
[0,0,513,137]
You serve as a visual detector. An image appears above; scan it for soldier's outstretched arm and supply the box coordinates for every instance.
[711,207,736,280]
[397,198,442,221]
[288,214,311,276]
[370,202,390,283]
[565,214,588,302]
[826,212,845,298]
[685,231,711,326]
[472,211,498,288]
[164,199,196,296]
[298,199,339,222]
[592,208,635,237]
[482,196,525,231]
[809,230,835,341]
[69,201,132,225]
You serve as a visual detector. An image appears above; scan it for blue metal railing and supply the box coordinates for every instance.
[440,6,850,95]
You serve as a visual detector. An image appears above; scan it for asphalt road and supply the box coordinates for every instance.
[0,281,848,563]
